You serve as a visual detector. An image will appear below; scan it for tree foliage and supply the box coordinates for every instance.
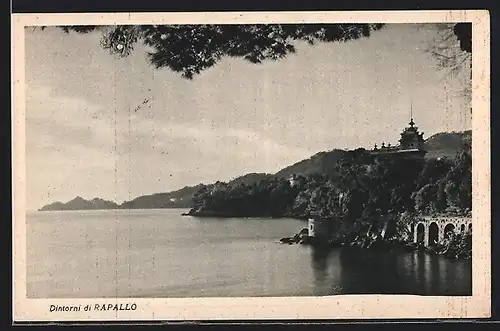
[454,23,472,53]
[427,23,472,93]
[427,23,471,74]
[188,148,471,256]
[40,23,384,79]
[424,22,472,106]
[189,144,472,238]
[186,145,471,255]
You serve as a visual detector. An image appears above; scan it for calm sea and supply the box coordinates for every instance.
[26,209,472,298]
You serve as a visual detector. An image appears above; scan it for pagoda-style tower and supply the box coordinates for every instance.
[399,118,426,151]
[369,117,427,160]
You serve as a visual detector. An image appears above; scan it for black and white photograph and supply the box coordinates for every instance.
[12,11,491,321]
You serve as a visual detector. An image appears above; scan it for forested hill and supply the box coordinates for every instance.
[119,184,206,209]
[275,149,346,179]
[227,173,274,186]
[274,130,471,179]
[39,130,471,211]
[185,129,472,257]
[187,136,472,238]
[424,130,472,159]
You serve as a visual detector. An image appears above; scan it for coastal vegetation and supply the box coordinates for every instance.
[40,130,471,211]
[186,134,472,259]
[188,134,471,219]
[38,130,472,259]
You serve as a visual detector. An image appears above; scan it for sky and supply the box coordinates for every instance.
[24,23,472,210]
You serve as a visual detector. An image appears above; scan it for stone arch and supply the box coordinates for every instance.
[428,222,439,247]
[444,223,455,239]
[468,223,472,232]
[460,224,466,232]
[416,223,425,244]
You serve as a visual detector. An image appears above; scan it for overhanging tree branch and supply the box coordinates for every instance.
[39,24,385,79]
[426,23,472,104]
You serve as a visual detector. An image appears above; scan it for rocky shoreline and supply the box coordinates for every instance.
[183,209,472,261]
[182,209,308,219]
[279,227,472,260]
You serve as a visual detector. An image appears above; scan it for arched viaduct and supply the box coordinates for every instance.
[412,216,472,247]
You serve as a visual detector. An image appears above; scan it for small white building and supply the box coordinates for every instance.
[308,218,316,237]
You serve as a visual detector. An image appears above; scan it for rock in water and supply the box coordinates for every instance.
[280,237,294,244]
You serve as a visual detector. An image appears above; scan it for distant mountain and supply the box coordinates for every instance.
[39,130,471,212]
[39,196,119,211]
[424,130,471,159]
[38,185,206,211]
[119,184,206,209]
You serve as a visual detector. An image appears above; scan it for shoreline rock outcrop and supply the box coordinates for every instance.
[279,223,472,261]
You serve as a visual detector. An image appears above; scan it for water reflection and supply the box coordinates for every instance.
[424,252,432,293]
[438,258,448,291]
[309,247,471,296]
[311,247,330,284]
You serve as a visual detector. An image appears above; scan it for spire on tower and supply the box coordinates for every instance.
[410,97,413,118]
[409,95,414,127]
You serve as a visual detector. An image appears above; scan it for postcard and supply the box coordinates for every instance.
[12,10,491,321]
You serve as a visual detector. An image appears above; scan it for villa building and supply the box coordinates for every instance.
[369,118,427,160]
